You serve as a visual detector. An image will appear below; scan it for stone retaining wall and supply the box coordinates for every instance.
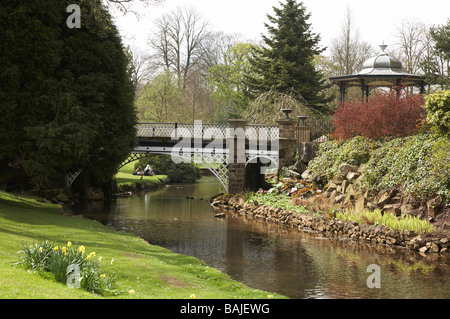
[211,194,450,255]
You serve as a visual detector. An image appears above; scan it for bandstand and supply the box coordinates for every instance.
[329,44,427,106]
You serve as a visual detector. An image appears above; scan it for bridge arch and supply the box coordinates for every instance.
[120,151,229,192]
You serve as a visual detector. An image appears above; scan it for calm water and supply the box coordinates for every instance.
[77,177,450,299]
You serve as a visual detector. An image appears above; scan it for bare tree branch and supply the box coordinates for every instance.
[103,0,164,17]
[330,7,374,76]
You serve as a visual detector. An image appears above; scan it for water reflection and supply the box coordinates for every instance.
[77,177,450,299]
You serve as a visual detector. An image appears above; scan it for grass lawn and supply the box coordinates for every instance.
[0,190,286,299]
[115,162,169,189]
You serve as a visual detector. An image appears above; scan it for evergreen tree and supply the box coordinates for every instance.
[421,20,450,89]
[245,0,332,110]
[0,0,137,187]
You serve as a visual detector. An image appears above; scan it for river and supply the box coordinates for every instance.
[76,177,450,299]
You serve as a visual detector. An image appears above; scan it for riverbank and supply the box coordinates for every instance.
[0,190,285,299]
[114,162,170,195]
[211,193,450,255]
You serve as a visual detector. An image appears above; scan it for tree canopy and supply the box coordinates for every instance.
[0,0,137,186]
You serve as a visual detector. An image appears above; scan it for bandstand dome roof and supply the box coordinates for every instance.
[329,44,426,87]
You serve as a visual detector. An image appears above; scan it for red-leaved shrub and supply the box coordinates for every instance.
[332,90,424,140]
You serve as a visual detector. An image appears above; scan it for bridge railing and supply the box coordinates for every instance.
[137,122,279,140]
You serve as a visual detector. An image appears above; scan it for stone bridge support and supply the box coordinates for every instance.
[227,119,247,194]
[276,118,297,171]
[227,117,298,194]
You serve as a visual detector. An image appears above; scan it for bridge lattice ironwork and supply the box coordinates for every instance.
[66,122,280,192]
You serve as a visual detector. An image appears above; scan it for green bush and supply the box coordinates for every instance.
[423,90,450,136]
[307,134,449,203]
[361,134,450,202]
[307,136,380,185]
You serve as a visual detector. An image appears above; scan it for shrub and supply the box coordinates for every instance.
[307,136,380,185]
[423,90,450,136]
[361,134,450,202]
[332,90,424,140]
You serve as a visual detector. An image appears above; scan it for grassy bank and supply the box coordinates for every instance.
[0,190,285,299]
[115,162,169,190]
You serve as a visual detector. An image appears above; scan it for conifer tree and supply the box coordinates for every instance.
[245,0,332,110]
[0,0,137,188]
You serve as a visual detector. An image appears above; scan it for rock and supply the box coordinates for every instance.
[298,142,316,163]
[439,237,450,248]
[427,198,442,218]
[400,204,414,216]
[288,169,301,177]
[377,193,391,207]
[329,190,337,203]
[229,194,246,207]
[346,171,360,181]
[341,180,350,194]
[334,194,346,204]
[343,194,354,206]
[214,212,226,218]
[326,182,338,193]
[355,196,368,212]
[346,184,355,196]
[301,169,312,181]
[332,175,344,185]
[430,242,440,253]
[419,246,429,253]
[382,204,401,216]
[339,164,358,179]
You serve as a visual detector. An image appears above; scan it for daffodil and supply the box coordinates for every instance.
[67,241,72,248]
[98,256,103,262]
[86,252,96,260]
[190,294,196,299]
[101,274,106,278]
[39,247,43,253]
[78,245,85,254]
[53,246,59,251]
[129,289,135,295]
[110,258,114,264]
[62,246,67,256]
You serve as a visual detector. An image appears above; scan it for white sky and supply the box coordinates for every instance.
[111,0,450,55]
